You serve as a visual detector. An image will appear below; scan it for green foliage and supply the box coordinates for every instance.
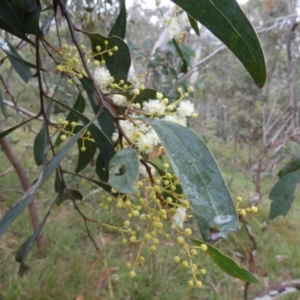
[0,38,33,83]
[187,14,200,36]
[172,38,189,73]
[269,156,300,219]
[0,0,37,43]
[108,0,127,39]
[15,200,55,275]
[0,0,268,294]
[147,119,239,242]
[80,76,116,138]
[0,116,37,139]
[55,188,83,205]
[33,124,47,166]
[0,89,6,118]
[49,97,116,176]
[0,124,91,238]
[190,238,259,283]
[108,146,139,194]
[171,0,266,87]
[84,32,131,82]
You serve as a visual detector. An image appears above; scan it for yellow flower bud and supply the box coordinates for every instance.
[185,228,192,235]
[129,236,137,243]
[190,249,197,256]
[145,233,152,241]
[55,65,63,73]
[251,206,258,213]
[176,236,184,244]
[196,281,202,288]
[188,280,194,287]
[200,244,207,252]
[156,92,163,99]
[130,271,136,278]
[174,256,180,263]
[182,260,188,267]
[150,245,156,252]
[240,209,247,217]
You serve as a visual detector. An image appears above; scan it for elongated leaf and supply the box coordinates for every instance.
[171,0,266,87]
[67,93,86,122]
[172,38,188,73]
[54,168,63,193]
[83,30,131,82]
[0,124,90,238]
[190,238,259,283]
[187,14,200,36]
[0,1,33,43]
[147,120,239,242]
[123,88,158,105]
[0,90,6,118]
[15,198,56,269]
[41,14,53,35]
[96,152,109,182]
[269,169,300,219]
[0,38,43,70]
[109,0,126,39]
[49,97,116,170]
[23,0,42,36]
[54,93,86,147]
[80,77,116,139]
[109,146,139,194]
[63,170,113,194]
[0,38,32,83]
[0,116,37,139]
[33,124,47,165]
[278,156,300,178]
[75,138,97,173]
[55,188,83,206]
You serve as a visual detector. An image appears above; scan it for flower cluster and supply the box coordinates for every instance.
[52,33,207,290]
[98,163,208,287]
[54,42,117,87]
[164,9,188,42]
[236,196,258,217]
[50,118,95,152]
[110,86,197,163]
